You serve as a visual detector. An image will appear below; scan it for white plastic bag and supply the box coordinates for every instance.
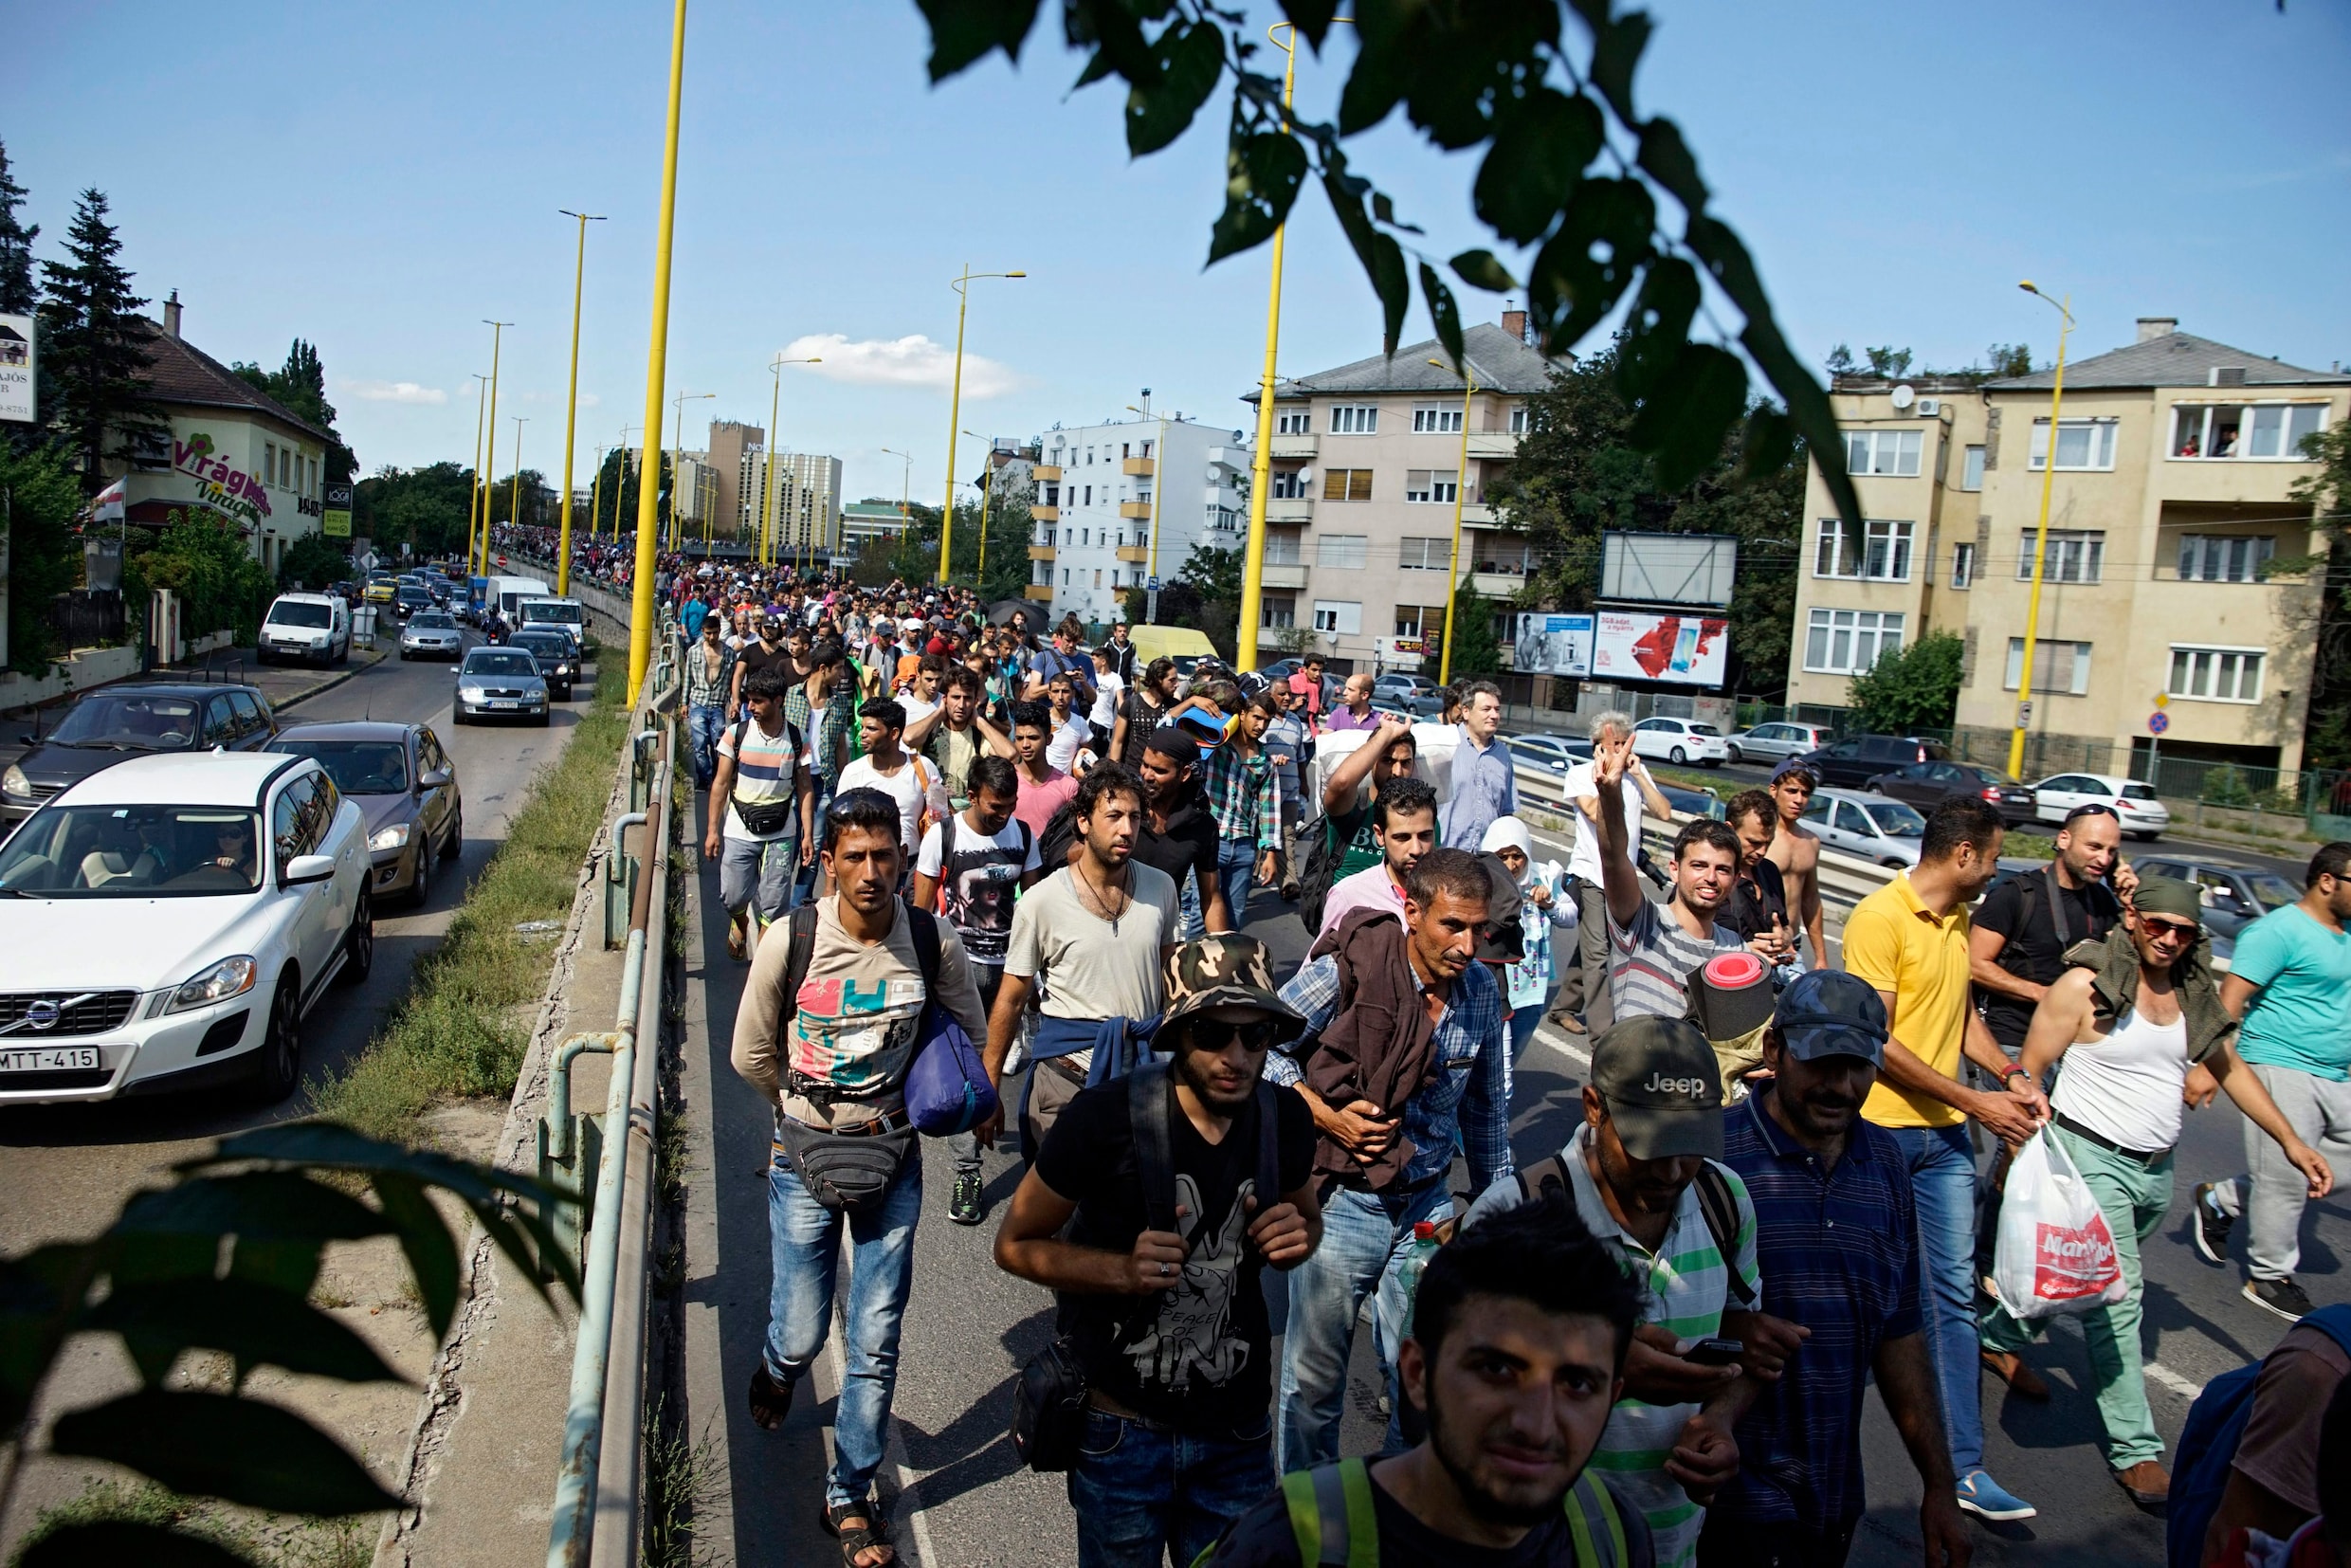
[1990,1127,2127,1320]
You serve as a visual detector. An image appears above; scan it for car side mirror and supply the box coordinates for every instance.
[419,769,451,791]
[282,853,336,886]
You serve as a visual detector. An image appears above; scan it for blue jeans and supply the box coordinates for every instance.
[763,1131,922,1508]
[794,782,835,902]
[1276,1181,1451,1471]
[1068,1409,1274,1568]
[1216,837,1257,931]
[1177,866,1206,941]
[687,702,726,788]
[1882,1122,1985,1476]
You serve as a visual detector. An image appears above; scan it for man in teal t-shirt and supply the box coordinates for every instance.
[2194,842,2351,1322]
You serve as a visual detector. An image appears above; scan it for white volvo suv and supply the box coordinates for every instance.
[0,751,373,1103]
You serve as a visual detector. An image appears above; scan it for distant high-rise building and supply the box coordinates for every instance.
[1027,416,1249,618]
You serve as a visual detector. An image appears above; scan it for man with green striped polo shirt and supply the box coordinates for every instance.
[1467,1016,1786,1568]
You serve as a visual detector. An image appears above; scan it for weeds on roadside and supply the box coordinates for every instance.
[640,1396,721,1568]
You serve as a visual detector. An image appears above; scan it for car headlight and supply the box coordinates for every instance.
[370,824,412,851]
[311,633,329,646]
[460,685,487,702]
[166,955,258,1013]
[2,765,29,799]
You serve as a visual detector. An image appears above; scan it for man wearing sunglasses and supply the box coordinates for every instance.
[1977,876,2332,1511]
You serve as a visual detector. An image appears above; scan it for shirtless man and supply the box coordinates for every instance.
[1761,760,1827,970]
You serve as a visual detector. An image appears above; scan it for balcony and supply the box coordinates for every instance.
[1028,544,1056,561]
[1467,430,1520,459]
[1024,584,1054,602]
[1031,503,1060,521]
[1033,464,1062,482]
[1460,501,1494,525]
[1270,432,1317,459]
[1119,501,1152,520]
[1262,562,1307,590]
[1116,544,1149,563]
[1265,497,1312,523]
[1122,456,1154,476]
[1472,571,1527,598]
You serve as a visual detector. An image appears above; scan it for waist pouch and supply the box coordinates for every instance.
[775,1114,914,1214]
[732,793,796,836]
[1011,1338,1089,1472]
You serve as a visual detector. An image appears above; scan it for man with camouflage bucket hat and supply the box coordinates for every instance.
[996,933,1323,1568]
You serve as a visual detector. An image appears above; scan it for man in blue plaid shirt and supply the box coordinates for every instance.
[1199,691,1285,923]
[1269,847,1514,1470]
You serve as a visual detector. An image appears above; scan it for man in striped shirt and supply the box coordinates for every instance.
[1591,734,1743,1020]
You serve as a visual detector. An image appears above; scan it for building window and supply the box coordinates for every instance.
[1062,569,1070,585]
[1269,467,1311,499]
[2015,528,2104,584]
[2171,403,2326,460]
[1043,483,1058,505]
[1264,530,1303,565]
[1321,468,1375,501]
[1313,600,1362,634]
[264,443,279,485]
[1813,518,1914,581]
[2004,639,2095,696]
[1329,405,1378,435]
[1093,570,1103,588]
[1951,542,1975,589]
[1262,594,1297,629]
[1275,409,1310,435]
[1804,610,1904,674]
[1120,443,1130,459]
[1402,469,1459,503]
[2178,534,2276,582]
[1397,537,1449,571]
[1394,605,1446,640]
[1508,405,1529,434]
[2168,645,2265,702]
[1316,534,1369,570]
[1960,445,1984,491]
[1844,428,1923,477]
[2027,417,2120,471]
[1412,403,1463,433]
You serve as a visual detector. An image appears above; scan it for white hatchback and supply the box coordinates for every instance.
[2031,773,2171,840]
[0,752,373,1103]
[1630,716,1731,767]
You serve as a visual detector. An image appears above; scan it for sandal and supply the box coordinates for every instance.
[745,1363,794,1431]
[819,1498,893,1567]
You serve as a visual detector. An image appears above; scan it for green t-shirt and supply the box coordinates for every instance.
[1329,805,1380,881]
[2234,903,2351,1080]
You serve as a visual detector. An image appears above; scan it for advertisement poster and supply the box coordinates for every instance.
[322,483,353,538]
[1591,611,1731,686]
[1510,612,1595,677]
[0,314,33,423]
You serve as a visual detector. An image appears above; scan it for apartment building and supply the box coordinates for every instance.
[1241,317,1558,668]
[839,501,913,560]
[1788,319,2348,775]
[745,448,843,560]
[1026,415,1248,619]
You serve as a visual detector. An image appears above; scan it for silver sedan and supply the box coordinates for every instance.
[452,647,550,725]
[400,611,465,661]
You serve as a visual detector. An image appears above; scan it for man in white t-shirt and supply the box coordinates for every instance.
[1086,645,1125,755]
[834,698,951,871]
[1558,708,1675,1035]
[896,652,945,732]
[703,664,816,960]
[1044,668,1093,775]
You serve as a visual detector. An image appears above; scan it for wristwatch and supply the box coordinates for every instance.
[1998,1063,2030,1085]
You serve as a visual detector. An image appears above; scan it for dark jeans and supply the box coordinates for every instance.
[1697,1511,1856,1568]
[1067,1407,1274,1568]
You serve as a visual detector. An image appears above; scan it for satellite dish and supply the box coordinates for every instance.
[1889,383,1916,410]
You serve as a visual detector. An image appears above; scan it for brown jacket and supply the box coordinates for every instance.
[1300,907,1439,1191]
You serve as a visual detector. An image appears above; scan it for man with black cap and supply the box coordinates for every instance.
[1976,875,2333,1511]
[995,934,1322,1568]
[1465,1015,1764,1568]
[1706,971,1969,1568]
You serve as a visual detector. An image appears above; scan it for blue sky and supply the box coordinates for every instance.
[12,1,2347,512]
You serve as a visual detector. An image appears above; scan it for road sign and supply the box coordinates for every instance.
[2148,711,2170,735]
[2153,692,2169,709]
[321,482,353,538]
[1146,574,1161,591]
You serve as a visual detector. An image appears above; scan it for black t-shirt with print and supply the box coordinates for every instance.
[1134,793,1219,906]
[1204,1463,1654,1567]
[1972,866,2121,1052]
[1032,1075,1316,1434]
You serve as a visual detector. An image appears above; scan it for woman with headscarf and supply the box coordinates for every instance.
[1481,816,1577,1060]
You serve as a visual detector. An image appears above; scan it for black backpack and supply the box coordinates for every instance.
[1510,1151,1756,1307]
[1298,810,1360,934]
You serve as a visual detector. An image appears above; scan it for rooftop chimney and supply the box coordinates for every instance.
[2136,316,2177,343]
[1501,304,1528,344]
[162,289,182,339]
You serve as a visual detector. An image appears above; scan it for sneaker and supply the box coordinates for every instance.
[2191,1182,2233,1266]
[2245,1276,2315,1323]
[949,1169,984,1226]
[1956,1469,2036,1522]
[1548,1010,1588,1035]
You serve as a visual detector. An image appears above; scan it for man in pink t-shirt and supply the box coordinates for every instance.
[1285,656,1327,734]
[1010,700,1078,848]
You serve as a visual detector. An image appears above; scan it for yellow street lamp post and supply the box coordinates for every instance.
[669,392,715,554]
[939,266,1025,586]
[506,417,529,553]
[476,319,511,580]
[587,449,603,552]
[762,356,822,571]
[2009,282,2076,781]
[625,0,689,704]
[609,425,640,543]
[1126,402,1170,623]
[554,210,606,596]
[467,373,489,571]
[1428,358,1478,684]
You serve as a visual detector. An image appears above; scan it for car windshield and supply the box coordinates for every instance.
[465,651,538,677]
[1865,800,1927,836]
[514,636,565,657]
[267,738,409,794]
[0,806,264,896]
[2246,873,2301,910]
[46,693,202,750]
[267,600,334,629]
[2120,783,2159,800]
[410,611,454,629]
[521,602,582,625]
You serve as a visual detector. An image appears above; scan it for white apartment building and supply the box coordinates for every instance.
[740,448,843,559]
[1027,415,1248,621]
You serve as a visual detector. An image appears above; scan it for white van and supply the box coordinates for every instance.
[258,593,351,666]
[517,597,586,642]
[484,575,551,626]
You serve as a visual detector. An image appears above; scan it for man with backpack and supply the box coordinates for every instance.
[1203,1200,1656,1568]
[1464,1016,1763,1568]
[730,789,990,1568]
[703,664,816,960]
[993,934,1322,1568]
[1303,713,1422,933]
[1315,777,1441,941]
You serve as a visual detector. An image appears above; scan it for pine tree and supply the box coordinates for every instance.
[0,139,36,317]
[39,189,158,494]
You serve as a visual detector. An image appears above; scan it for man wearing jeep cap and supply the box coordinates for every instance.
[1466,1017,1774,1568]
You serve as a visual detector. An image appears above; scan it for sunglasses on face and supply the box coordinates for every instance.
[2141,916,2199,941]
[1189,1018,1286,1052]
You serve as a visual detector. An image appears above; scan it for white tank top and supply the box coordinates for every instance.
[2051,1003,2189,1154]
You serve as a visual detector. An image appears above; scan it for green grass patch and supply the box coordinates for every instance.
[2004,832,2056,860]
[9,1479,370,1568]
[312,663,632,1141]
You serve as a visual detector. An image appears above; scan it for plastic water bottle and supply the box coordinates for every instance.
[1397,1220,1443,1338]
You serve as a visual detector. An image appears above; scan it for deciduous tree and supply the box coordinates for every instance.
[1845,629,1963,734]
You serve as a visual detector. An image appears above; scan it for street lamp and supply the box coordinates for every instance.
[1428,357,1478,684]
[763,355,822,571]
[467,373,490,572]
[476,319,512,580]
[2009,281,2076,781]
[624,0,690,705]
[669,392,715,554]
[940,265,1025,586]
[507,416,529,552]
[554,210,606,595]
[1126,400,1170,624]
[612,425,642,543]
[962,428,995,590]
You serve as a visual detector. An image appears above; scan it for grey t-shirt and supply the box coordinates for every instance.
[1609,897,1740,1022]
[1004,864,1181,1021]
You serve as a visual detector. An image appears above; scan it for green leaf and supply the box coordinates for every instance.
[51,1390,405,1516]
[1065,0,1155,82]
[1125,20,1225,157]
[1635,117,1707,213]
[1450,248,1518,293]
[1587,10,1652,126]
[1738,406,1799,483]
[1615,256,1700,400]
[1422,262,1466,373]
[913,0,1043,81]
[1336,0,1412,135]
[117,1174,390,1269]
[373,1173,461,1340]
[189,1123,556,1215]
[1279,0,1341,50]
[86,1276,406,1388]
[20,1522,259,1568]
[1625,341,1749,492]
[0,1245,100,1439]
[1369,191,1422,234]
[1524,176,1655,351]
[1473,88,1603,246]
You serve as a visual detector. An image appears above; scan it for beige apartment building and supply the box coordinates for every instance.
[1788,319,2348,778]
[1245,317,1559,669]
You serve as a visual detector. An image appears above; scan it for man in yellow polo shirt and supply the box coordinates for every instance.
[1842,795,2048,1526]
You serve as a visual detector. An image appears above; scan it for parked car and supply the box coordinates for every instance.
[267,721,463,907]
[1630,716,1730,767]
[257,593,351,666]
[0,751,373,1103]
[1793,734,1950,791]
[2031,773,2170,840]
[392,584,433,622]
[1798,786,1927,866]
[508,629,578,700]
[1502,733,1594,775]
[2129,855,2301,940]
[452,647,550,725]
[1657,781,1724,820]
[399,610,465,661]
[1985,855,2239,963]
[1724,720,1832,765]
[1865,760,2038,826]
[1374,673,1438,703]
[3,684,278,836]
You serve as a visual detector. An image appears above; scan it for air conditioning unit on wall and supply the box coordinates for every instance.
[1916,397,1942,417]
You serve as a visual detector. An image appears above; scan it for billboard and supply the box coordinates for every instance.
[1600,531,1737,607]
[321,482,353,539]
[1591,610,1730,687]
[0,313,32,423]
[1511,612,1595,677]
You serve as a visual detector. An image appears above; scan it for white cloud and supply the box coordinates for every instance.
[341,378,447,406]
[783,333,1020,396]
